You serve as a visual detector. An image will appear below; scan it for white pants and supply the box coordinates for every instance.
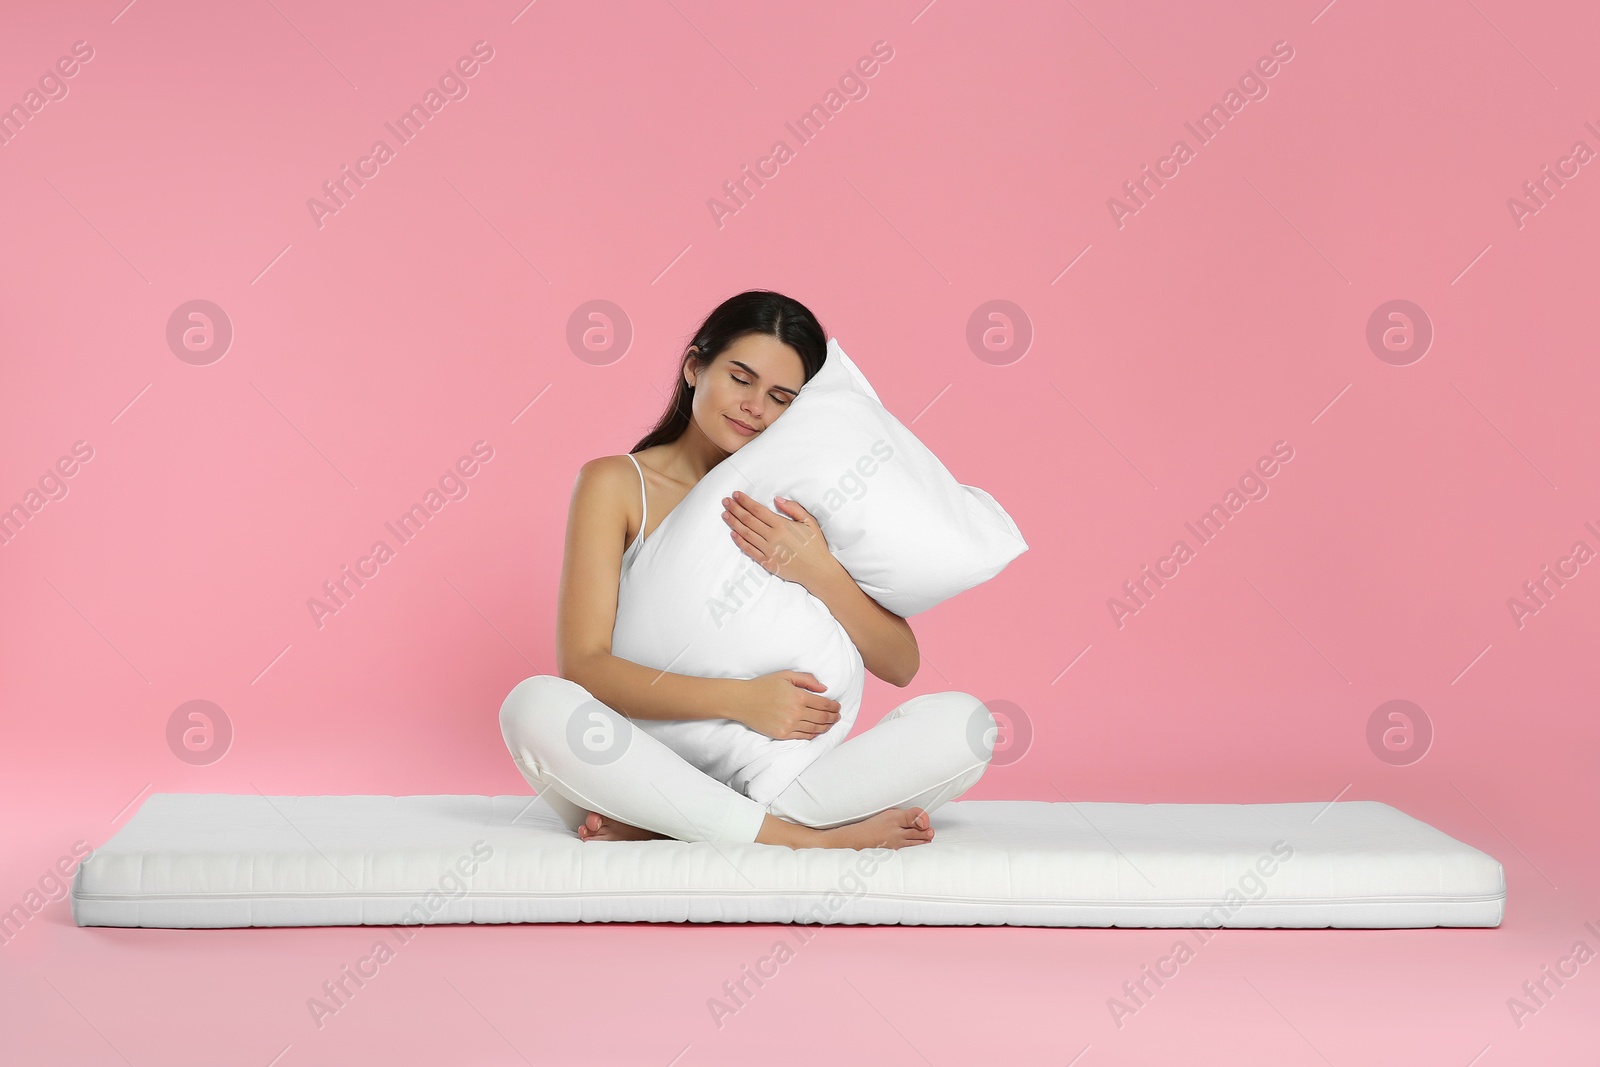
[499,675,997,844]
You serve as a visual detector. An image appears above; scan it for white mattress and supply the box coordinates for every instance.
[71,793,1506,929]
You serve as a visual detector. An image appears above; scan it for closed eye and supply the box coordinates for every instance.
[731,373,790,405]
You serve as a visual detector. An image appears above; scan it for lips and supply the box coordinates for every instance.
[726,415,758,436]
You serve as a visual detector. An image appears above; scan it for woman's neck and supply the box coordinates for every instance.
[649,422,729,486]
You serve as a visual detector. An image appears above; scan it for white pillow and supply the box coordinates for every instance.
[609,336,1027,805]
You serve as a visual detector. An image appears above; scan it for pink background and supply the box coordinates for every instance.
[3,0,1598,1062]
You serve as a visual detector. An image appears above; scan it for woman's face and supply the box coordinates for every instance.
[685,334,805,451]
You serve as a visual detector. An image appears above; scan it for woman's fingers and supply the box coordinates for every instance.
[787,671,824,692]
[806,697,841,717]
[724,493,772,532]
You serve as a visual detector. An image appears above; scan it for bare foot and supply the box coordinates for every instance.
[758,807,934,850]
[576,810,668,842]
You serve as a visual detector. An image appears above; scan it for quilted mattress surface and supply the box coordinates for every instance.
[71,793,1506,929]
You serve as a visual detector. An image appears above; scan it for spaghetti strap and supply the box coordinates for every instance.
[624,453,647,555]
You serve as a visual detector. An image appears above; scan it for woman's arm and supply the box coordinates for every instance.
[721,490,920,687]
[803,558,920,687]
[556,458,747,721]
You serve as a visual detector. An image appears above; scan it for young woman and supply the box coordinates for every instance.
[498,290,997,849]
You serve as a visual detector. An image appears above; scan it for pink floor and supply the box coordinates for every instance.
[8,770,1599,1066]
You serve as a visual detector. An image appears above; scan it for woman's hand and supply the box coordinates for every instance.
[721,491,839,593]
[733,671,842,741]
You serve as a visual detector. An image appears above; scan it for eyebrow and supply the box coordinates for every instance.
[729,359,800,397]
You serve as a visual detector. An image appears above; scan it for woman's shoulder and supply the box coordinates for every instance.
[576,450,646,484]
[571,453,646,523]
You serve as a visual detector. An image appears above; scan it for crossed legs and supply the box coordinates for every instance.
[498,675,996,848]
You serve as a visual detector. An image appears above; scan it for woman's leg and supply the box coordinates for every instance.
[499,675,768,844]
[764,691,997,829]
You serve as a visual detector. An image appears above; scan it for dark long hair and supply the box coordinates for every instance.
[630,290,828,453]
